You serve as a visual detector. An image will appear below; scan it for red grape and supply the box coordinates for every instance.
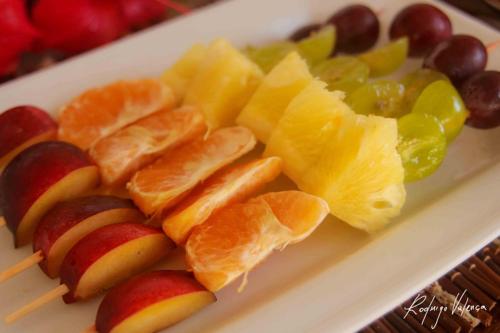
[289,23,322,42]
[460,71,500,129]
[423,35,487,87]
[390,3,452,57]
[326,4,379,54]
[118,0,168,30]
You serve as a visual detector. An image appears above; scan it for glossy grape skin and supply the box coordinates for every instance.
[423,35,487,86]
[359,37,408,78]
[245,42,296,73]
[312,56,369,94]
[400,68,448,112]
[297,25,335,66]
[460,71,500,129]
[390,3,452,57]
[346,80,405,118]
[289,23,322,42]
[412,80,468,142]
[326,4,379,54]
[397,113,447,182]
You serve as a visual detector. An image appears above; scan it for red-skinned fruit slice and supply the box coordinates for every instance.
[0,141,100,247]
[33,196,145,278]
[60,222,174,303]
[94,270,216,333]
[0,105,57,173]
[0,196,144,283]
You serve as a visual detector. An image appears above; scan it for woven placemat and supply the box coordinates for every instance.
[359,239,500,333]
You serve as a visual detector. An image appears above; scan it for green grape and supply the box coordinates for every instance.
[245,41,297,73]
[397,113,447,182]
[358,37,408,77]
[401,68,448,111]
[412,80,468,142]
[297,25,336,66]
[346,80,405,117]
[312,56,370,94]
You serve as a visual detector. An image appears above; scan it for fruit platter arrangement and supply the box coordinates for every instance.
[0,1,499,333]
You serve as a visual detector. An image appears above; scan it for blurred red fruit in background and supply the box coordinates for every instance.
[32,0,127,55]
[118,0,168,30]
[0,0,39,76]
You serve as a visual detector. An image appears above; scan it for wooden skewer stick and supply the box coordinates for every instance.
[0,251,44,283]
[0,216,6,227]
[5,284,69,324]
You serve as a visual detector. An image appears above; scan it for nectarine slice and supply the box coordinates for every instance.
[33,196,145,278]
[0,105,57,173]
[95,271,215,333]
[60,223,174,303]
[58,79,177,150]
[90,106,206,186]
[186,191,329,291]
[1,141,100,247]
[128,126,256,215]
[163,156,282,244]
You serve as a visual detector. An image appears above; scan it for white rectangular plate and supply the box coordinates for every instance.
[0,0,499,332]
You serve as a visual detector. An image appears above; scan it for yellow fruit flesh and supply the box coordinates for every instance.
[161,44,208,100]
[236,52,313,143]
[184,39,263,130]
[265,80,405,232]
[75,234,172,300]
[110,291,215,333]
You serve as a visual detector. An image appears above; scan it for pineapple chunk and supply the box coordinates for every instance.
[184,39,264,130]
[265,80,406,232]
[161,44,208,100]
[236,52,313,143]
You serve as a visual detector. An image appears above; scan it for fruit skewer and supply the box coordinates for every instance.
[83,191,327,333]
[85,271,216,333]
[0,196,144,283]
[0,141,100,247]
[5,222,173,324]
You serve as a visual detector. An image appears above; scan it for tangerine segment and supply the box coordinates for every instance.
[127,126,256,216]
[185,200,292,292]
[58,79,176,150]
[162,157,282,245]
[90,106,206,186]
[185,191,328,292]
[255,191,329,243]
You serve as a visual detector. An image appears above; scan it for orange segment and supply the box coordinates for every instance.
[185,191,329,292]
[58,79,176,150]
[89,106,206,186]
[162,157,282,245]
[127,126,256,216]
[186,200,291,292]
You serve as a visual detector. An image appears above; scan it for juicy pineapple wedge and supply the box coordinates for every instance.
[161,44,208,100]
[236,52,313,143]
[265,80,406,232]
[184,39,264,130]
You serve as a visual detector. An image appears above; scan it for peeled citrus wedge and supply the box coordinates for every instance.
[184,39,263,130]
[185,191,328,292]
[90,106,206,186]
[236,52,313,143]
[265,80,406,232]
[161,44,208,100]
[58,79,176,150]
[163,157,282,244]
[127,126,256,216]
